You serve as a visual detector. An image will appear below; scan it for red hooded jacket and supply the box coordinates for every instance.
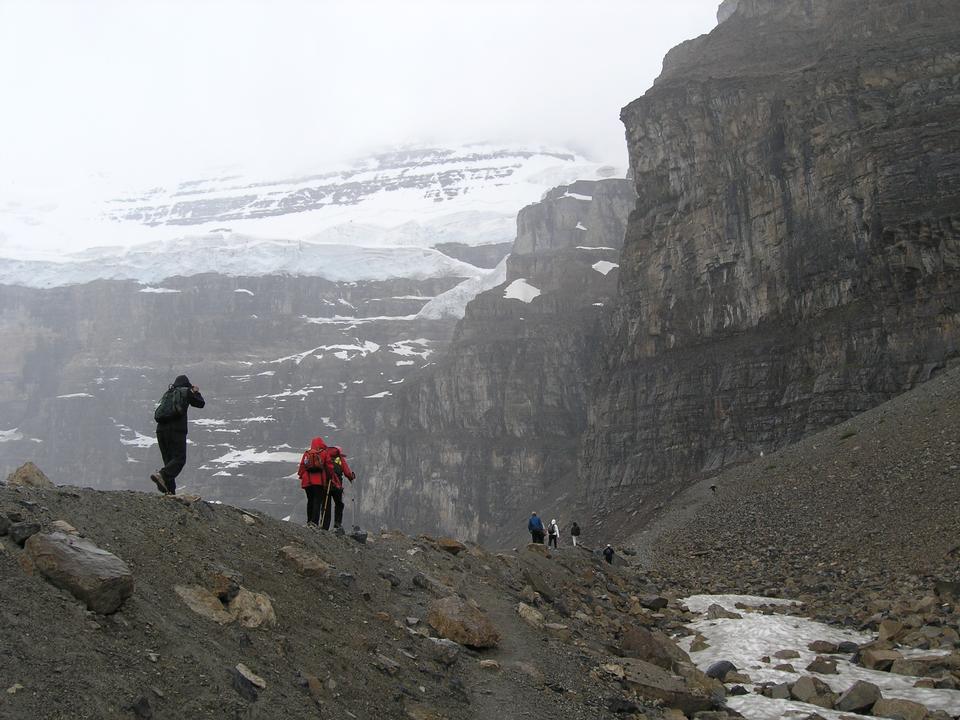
[298,437,355,489]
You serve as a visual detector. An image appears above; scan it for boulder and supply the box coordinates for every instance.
[175,585,233,624]
[805,656,838,674]
[231,663,266,701]
[412,572,454,597]
[25,532,133,614]
[427,596,500,648]
[640,595,669,610]
[228,588,276,628]
[790,676,836,708]
[425,637,460,666]
[49,520,78,535]
[705,604,741,620]
[544,623,572,642]
[835,680,882,713]
[516,602,545,629]
[280,546,332,577]
[6,462,53,488]
[872,697,930,720]
[620,626,692,670]
[807,640,839,653]
[861,648,903,671]
[618,658,714,715]
[878,619,904,642]
[0,513,8,536]
[773,649,800,660]
[436,538,466,555]
[705,661,737,681]
[208,566,242,603]
[9,521,40,546]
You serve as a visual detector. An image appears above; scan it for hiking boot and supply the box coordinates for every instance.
[150,472,169,494]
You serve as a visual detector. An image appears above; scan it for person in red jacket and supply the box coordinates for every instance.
[297,437,356,530]
[298,437,328,527]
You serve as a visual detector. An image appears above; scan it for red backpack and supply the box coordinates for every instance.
[303,448,327,474]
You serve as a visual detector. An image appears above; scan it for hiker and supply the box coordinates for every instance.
[306,437,355,532]
[603,544,615,564]
[548,518,560,548]
[570,521,581,547]
[528,512,545,544]
[298,437,329,526]
[150,375,205,495]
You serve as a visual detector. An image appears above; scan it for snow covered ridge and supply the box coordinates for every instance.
[0,240,486,289]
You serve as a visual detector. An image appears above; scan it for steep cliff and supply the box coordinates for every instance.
[581,0,960,507]
[361,179,635,542]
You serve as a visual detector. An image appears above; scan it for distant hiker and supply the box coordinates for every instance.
[548,518,560,548]
[297,437,356,532]
[298,437,328,526]
[528,512,545,544]
[603,544,615,564]
[710,484,718,494]
[570,521,581,547]
[151,375,205,495]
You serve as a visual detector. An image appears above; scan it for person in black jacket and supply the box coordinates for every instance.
[151,374,205,495]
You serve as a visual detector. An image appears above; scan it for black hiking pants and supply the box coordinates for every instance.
[548,534,558,548]
[304,485,324,525]
[321,485,344,530]
[531,529,545,544]
[157,427,188,494]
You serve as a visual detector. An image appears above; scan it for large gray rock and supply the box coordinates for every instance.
[25,532,133,614]
[427,596,500,648]
[10,521,41,547]
[6,462,53,488]
[619,626,692,671]
[618,658,715,716]
[835,680,882,713]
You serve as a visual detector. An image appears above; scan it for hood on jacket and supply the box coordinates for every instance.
[173,375,192,388]
[309,437,327,451]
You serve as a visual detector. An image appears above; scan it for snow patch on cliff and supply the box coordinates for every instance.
[504,278,541,303]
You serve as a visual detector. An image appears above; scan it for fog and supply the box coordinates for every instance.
[0,0,717,250]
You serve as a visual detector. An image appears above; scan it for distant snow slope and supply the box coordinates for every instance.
[0,145,620,288]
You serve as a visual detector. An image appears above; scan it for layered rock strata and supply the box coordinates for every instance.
[581,0,960,500]
[360,179,635,542]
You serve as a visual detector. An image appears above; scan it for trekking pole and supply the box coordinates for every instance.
[321,478,332,529]
[351,497,356,529]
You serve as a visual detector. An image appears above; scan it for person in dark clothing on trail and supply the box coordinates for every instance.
[603,544,615,564]
[151,375,205,495]
[570,521,581,547]
[528,512,545,544]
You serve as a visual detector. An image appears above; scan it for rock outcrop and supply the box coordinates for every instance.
[581,0,960,507]
[361,179,635,542]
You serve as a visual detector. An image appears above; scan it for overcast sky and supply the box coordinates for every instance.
[0,0,717,207]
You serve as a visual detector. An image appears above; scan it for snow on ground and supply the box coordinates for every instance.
[576,222,587,230]
[209,448,303,467]
[364,391,392,399]
[680,594,960,720]
[138,286,181,294]
[417,257,508,320]
[56,393,94,399]
[562,192,593,201]
[592,260,619,275]
[234,288,254,295]
[192,418,229,427]
[238,416,274,423]
[576,245,615,251]
[0,428,23,443]
[504,278,541,303]
[396,360,415,366]
[119,430,157,448]
[388,339,433,359]
[301,313,418,328]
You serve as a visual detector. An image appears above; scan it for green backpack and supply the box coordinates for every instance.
[154,386,187,423]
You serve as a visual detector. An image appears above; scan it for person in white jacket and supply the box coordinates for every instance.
[548,519,560,549]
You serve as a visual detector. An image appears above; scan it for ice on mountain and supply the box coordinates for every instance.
[561,192,593,201]
[234,288,254,295]
[418,257,507,319]
[364,391,392,399]
[210,448,303,467]
[139,286,181,293]
[592,261,619,275]
[576,246,615,251]
[503,278,541,303]
[56,393,94,399]
[396,360,415,366]
[0,428,23,443]
[576,222,587,230]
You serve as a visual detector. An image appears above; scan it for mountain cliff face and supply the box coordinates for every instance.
[580,0,960,504]
[359,179,635,542]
